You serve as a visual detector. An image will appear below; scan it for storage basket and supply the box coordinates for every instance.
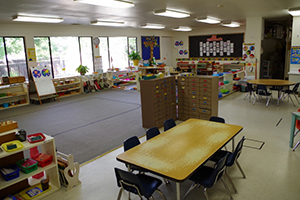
[0,164,20,181]
[32,153,53,167]
[17,158,38,174]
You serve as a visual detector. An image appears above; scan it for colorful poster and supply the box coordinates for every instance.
[31,66,52,82]
[291,46,300,64]
[142,36,160,60]
[94,56,103,73]
[243,43,255,62]
[27,48,36,62]
[174,40,184,48]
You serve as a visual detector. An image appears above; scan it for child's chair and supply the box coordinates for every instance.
[293,109,300,151]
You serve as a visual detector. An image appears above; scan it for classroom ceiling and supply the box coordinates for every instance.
[0,0,299,30]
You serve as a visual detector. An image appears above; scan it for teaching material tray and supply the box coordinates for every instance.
[1,140,24,152]
[27,133,46,143]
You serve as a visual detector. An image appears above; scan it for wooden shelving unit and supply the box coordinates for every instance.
[0,83,29,110]
[53,76,82,98]
[0,128,60,199]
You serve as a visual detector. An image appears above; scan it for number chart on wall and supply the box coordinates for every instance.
[189,33,244,58]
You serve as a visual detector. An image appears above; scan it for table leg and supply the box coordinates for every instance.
[290,114,296,148]
[232,138,235,152]
[176,182,180,200]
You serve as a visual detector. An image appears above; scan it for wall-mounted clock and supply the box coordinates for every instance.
[93,37,100,46]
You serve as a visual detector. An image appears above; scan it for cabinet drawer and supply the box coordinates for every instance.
[199,79,212,84]
[188,78,200,83]
[199,109,211,115]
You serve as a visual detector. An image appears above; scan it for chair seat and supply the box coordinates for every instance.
[210,150,235,166]
[137,174,163,198]
[189,166,216,188]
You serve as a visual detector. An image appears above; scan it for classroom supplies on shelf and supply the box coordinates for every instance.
[27,133,45,143]
[32,153,53,167]
[19,183,51,200]
[0,120,18,133]
[57,151,81,190]
[0,164,20,181]
[16,158,38,174]
[1,140,24,152]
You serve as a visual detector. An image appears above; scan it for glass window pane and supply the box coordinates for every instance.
[79,37,93,73]
[109,37,128,70]
[128,37,137,54]
[5,37,28,80]
[99,37,109,72]
[0,37,8,77]
[34,37,52,70]
[50,37,80,78]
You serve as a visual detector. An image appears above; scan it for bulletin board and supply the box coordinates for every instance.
[189,33,244,58]
[141,36,160,60]
[30,66,57,100]
[291,46,300,64]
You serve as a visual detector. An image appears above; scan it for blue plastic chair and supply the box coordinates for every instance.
[114,167,166,200]
[123,136,142,172]
[209,116,225,123]
[253,85,272,107]
[209,136,246,193]
[280,82,300,106]
[182,153,233,200]
[164,118,176,131]
[146,127,160,140]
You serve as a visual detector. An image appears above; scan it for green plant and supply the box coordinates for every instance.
[76,65,89,75]
[128,51,141,60]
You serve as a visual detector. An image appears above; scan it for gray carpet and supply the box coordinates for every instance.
[0,89,145,164]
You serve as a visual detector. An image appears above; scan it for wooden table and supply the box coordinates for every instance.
[116,118,243,200]
[247,79,295,105]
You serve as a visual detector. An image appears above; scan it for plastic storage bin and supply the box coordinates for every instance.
[17,158,38,174]
[32,153,53,167]
[0,164,20,181]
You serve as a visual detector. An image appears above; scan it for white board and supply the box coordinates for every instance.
[31,66,56,96]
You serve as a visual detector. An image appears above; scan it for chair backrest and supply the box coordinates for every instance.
[292,82,300,93]
[114,167,144,196]
[209,116,225,123]
[256,85,268,95]
[207,152,229,188]
[164,118,176,131]
[227,136,245,166]
[146,127,160,140]
[246,82,254,92]
[124,136,140,151]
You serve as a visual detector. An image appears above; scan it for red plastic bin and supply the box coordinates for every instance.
[27,133,46,143]
[32,153,53,167]
[0,164,20,181]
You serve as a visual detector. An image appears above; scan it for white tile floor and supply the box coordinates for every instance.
[43,91,300,200]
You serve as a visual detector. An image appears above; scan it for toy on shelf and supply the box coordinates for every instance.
[0,120,18,133]
[1,140,24,152]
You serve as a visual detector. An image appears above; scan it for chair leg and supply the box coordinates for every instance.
[293,141,300,151]
[236,161,246,178]
[266,96,271,107]
[253,95,257,105]
[182,183,198,200]
[220,177,234,200]
[294,129,300,137]
[293,94,300,104]
[288,94,296,106]
[243,92,249,100]
[225,170,238,193]
[117,188,123,200]
[203,187,210,200]
[156,189,167,200]
[163,178,170,184]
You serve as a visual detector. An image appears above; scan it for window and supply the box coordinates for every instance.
[0,37,28,80]
[128,37,137,54]
[79,37,93,73]
[99,37,110,72]
[109,37,128,70]
[34,37,52,69]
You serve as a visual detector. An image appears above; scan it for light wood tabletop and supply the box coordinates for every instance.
[247,79,295,86]
[116,118,243,199]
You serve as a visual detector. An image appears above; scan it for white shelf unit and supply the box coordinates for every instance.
[53,76,82,98]
[0,83,29,110]
[0,129,60,199]
[107,70,138,88]
[219,73,233,92]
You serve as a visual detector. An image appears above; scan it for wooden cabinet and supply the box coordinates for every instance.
[0,129,60,199]
[53,76,82,98]
[0,83,29,110]
[177,75,218,121]
[140,76,176,128]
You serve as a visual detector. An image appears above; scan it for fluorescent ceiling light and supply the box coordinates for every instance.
[153,9,190,18]
[140,23,165,29]
[74,0,134,8]
[288,7,300,16]
[222,22,240,27]
[196,17,220,24]
[90,20,125,26]
[172,26,192,31]
[12,15,63,23]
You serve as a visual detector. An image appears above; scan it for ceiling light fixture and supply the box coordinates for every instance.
[12,15,63,23]
[172,26,192,31]
[222,22,240,28]
[288,7,300,16]
[90,20,125,26]
[139,23,165,29]
[74,0,134,8]
[196,17,220,24]
[153,9,190,18]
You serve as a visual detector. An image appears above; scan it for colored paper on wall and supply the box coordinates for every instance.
[291,46,300,64]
